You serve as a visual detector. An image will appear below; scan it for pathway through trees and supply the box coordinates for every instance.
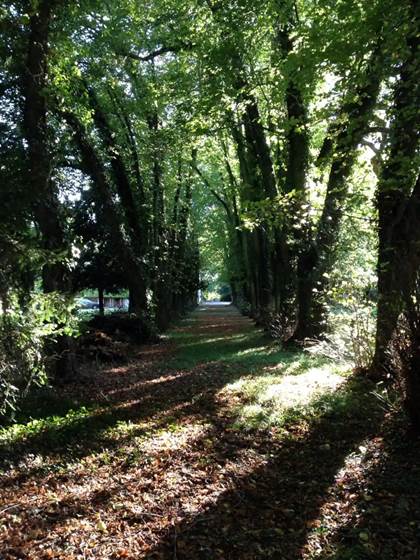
[1,305,420,559]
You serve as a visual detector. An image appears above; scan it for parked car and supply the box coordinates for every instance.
[76,297,99,310]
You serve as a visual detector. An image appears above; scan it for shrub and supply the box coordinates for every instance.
[304,302,376,371]
[0,292,78,419]
[269,312,296,342]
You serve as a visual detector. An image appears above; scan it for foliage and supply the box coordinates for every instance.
[0,0,416,424]
[0,292,78,419]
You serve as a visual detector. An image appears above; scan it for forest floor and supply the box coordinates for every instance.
[1,304,420,560]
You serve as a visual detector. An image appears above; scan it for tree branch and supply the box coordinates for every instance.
[366,126,389,135]
[361,139,382,157]
[116,42,193,62]
[190,161,232,219]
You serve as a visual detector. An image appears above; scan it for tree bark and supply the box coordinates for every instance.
[229,119,274,318]
[293,49,383,341]
[22,0,73,378]
[22,0,69,294]
[370,1,420,375]
[147,112,169,330]
[63,111,148,316]
[87,88,149,262]
[98,287,105,316]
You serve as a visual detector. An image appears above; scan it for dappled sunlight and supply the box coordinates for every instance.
[105,369,189,397]
[166,323,267,368]
[147,376,389,559]
[0,406,270,558]
[175,332,250,347]
[138,422,210,454]
[301,424,420,559]
[222,361,347,428]
[2,0,417,554]
[262,354,349,377]
[234,344,272,357]
[3,305,414,559]
[302,437,381,558]
[260,368,344,406]
[0,405,96,447]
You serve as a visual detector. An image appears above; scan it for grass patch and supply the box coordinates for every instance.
[9,386,84,425]
[167,327,324,373]
[167,329,266,369]
[221,356,358,430]
[169,308,361,432]
[0,405,97,447]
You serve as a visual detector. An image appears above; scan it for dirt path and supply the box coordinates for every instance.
[1,305,419,559]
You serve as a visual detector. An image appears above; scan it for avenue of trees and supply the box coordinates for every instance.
[0,0,419,428]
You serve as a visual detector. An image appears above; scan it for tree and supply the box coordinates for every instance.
[370,0,420,378]
[22,0,69,294]
[72,191,127,315]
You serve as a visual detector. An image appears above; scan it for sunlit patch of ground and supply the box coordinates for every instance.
[221,360,348,428]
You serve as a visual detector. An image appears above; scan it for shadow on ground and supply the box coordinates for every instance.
[1,305,418,559]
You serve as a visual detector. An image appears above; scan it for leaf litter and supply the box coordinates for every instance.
[1,306,419,559]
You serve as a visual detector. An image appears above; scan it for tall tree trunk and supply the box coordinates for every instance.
[293,49,383,341]
[230,119,274,319]
[98,287,105,316]
[86,97,149,315]
[147,112,169,330]
[370,1,420,375]
[276,17,310,197]
[274,26,310,323]
[174,172,193,313]
[401,178,420,431]
[22,0,69,294]
[62,111,148,316]
[22,0,73,378]
[87,89,149,265]
[221,144,249,305]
